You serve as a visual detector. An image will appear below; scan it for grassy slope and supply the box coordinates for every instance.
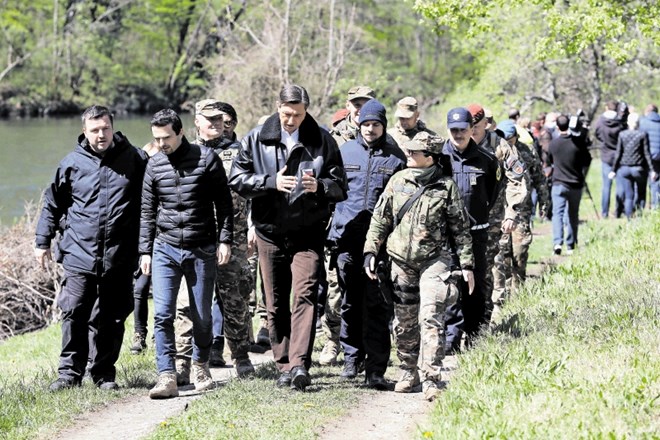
[420,211,660,438]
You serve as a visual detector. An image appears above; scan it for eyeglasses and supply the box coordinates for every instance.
[206,116,236,128]
[405,149,425,156]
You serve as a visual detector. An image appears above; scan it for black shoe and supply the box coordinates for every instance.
[290,366,311,391]
[444,345,460,356]
[276,371,292,388]
[340,361,358,380]
[96,379,119,390]
[49,377,81,391]
[365,373,388,390]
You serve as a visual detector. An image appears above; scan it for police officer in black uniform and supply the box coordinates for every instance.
[441,107,502,352]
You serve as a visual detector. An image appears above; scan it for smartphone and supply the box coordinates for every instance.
[302,168,314,177]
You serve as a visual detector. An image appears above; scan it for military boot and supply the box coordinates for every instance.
[191,361,214,391]
[149,372,178,399]
[394,369,420,393]
[422,379,441,401]
[319,340,339,366]
[210,337,226,367]
[256,318,270,347]
[175,358,191,386]
[130,332,147,355]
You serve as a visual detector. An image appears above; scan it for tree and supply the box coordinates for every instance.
[413,0,660,123]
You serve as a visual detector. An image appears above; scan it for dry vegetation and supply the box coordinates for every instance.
[0,203,61,339]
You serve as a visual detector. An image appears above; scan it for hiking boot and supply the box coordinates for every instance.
[236,358,255,378]
[175,358,191,386]
[130,332,147,354]
[48,377,81,392]
[340,360,358,380]
[553,245,562,255]
[149,372,179,399]
[394,369,420,393]
[191,361,214,391]
[210,347,226,367]
[319,340,339,366]
[256,320,270,347]
[422,380,441,401]
[365,372,388,391]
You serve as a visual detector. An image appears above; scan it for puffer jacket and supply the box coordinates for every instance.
[364,167,474,271]
[229,113,347,240]
[612,129,653,171]
[327,133,406,250]
[139,137,233,255]
[639,112,660,165]
[35,132,148,275]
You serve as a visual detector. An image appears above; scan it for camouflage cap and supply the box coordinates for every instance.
[195,99,224,117]
[347,85,375,101]
[403,131,444,154]
[395,96,418,118]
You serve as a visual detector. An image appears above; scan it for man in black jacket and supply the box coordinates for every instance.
[140,109,233,399]
[546,115,592,255]
[595,101,625,218]
[229,84,347,391]
[35,105,148,391]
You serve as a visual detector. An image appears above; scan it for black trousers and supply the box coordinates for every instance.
[337,249,392,375]
[58,268,133,383]
[444,229,490,350]
[132,270,151,336]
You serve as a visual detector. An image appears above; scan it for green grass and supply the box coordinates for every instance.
[419,210,660,439]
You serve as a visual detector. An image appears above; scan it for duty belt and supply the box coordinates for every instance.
[470,223,489,231]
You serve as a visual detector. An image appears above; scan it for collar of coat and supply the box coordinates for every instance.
[259,112,323,147]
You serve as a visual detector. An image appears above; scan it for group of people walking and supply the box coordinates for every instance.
[33,84,659,403]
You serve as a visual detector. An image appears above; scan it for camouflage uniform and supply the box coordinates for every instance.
[492,140,548,316]
[364,166,474,383]
[387,120,437,150]
[175,136,254,362]
[477,131,529,323]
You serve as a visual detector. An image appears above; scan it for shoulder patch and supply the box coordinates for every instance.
[496,166,502,181]
[377,166,395,175]
[344,164,361,172]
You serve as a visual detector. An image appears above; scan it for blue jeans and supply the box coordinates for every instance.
[616,166,648,219]
[601,162,614,218]
[649,169,659,209]
[151,239,217,373]
[552,184,582,248]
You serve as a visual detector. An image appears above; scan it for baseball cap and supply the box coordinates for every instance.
[395,96,418,118]
[447,107,472,129]
[347,86,375,101]
[496,119,517,139]
[466,103,485,124]
[195,99,223,118]
[403,132,444,154]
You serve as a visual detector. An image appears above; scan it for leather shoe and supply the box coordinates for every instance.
[365,373,388,391]
[276,371,292,388]
[49,377,81,392]
[290,366,311,391]
[340,361,358,380]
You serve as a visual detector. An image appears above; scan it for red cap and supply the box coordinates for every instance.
[331,108,349,126]
[466,103,485,124]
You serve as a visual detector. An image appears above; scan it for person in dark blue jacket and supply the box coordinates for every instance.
[639,104,660,208]
[326,99,406,389]
[35,105,148,391]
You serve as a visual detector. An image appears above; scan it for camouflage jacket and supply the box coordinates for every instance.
[478,131,529,224]
[513,140,549,218]
[387,120,439,149]
[330,116,358,147]
[198,136,249,247]
[364,167,474,271]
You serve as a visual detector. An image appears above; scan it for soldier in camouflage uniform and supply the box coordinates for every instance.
[174,100,255,382]
[364,134,474,402]
[319,85,376,365]
[491,120,549,319]
[387,96,438,149]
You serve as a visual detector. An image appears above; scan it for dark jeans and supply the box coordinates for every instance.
[151,239,217,373]
[337,249,392,375]
[133,271,151,336]
[552,184,582,247]
[58,268,133,383]
[257,233,322,372]
[444,229,490,350]
[616,166,648,219]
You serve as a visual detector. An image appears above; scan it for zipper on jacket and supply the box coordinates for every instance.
[174,168,183,244]
[363,148,374,210]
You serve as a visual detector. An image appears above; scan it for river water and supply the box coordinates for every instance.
[0,114,194,226]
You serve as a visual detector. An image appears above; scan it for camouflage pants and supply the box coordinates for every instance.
[492,221,533,322]
[391,258,459,383]
[482,224,501,324]
[175,248,254,361]
[321,249,341,343]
